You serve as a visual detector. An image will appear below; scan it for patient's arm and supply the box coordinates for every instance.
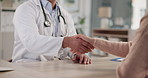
[93,38,131,58]
[76,34,131,58]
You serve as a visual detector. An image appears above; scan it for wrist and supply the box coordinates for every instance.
[62,37,70,48]
[90,38,95,46]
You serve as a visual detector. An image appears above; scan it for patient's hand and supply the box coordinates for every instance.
[72,54,91,64]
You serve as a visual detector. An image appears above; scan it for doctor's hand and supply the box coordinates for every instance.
[62,35,94,54]
[72,54,91,64]
[70,34,95,54]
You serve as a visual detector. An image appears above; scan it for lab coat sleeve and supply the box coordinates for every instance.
[13,3,63,56]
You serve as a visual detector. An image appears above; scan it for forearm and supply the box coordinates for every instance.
[93,38,130,57]
[21,35,64,54]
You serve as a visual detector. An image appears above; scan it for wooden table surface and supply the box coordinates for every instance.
[0,56,120,78]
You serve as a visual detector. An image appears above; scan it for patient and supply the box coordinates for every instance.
[73,13,148,78]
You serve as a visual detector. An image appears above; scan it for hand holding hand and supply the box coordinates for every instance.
[70,34,95,54]
[62,35,94,54]
[74,34,95,46]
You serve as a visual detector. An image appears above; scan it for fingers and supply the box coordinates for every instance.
[83,56,88,64]
[79,55,84,64]
[68,36,94,54]
[72,54,92,65]
[78,35,91,43]
[81,40,94,50]
[79,48,87,53]
[80,46,91,53]
[89,59,92,64]
[79,39,94,53]
[72,39,93,54]
[79,55,91,64]
[78,35,94,46]
[83,55,91,64]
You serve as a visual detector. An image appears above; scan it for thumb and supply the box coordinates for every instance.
[72,34,84,39]
[79,36,94,46]
[79,35,91,43]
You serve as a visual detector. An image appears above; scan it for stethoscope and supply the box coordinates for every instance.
[40,0,66,27]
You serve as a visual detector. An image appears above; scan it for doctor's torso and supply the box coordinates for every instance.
[12,0,76,62]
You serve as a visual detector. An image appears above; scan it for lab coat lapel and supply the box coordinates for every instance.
[59,16,67,36]
[44,10,54,36]
[59,7,68,36]
[31,0,54,36]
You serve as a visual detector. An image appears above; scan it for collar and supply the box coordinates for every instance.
[31,0,40,6]
[41,0,58,14]
[30,0,64,17]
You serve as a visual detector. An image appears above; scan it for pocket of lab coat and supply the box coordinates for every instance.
[44,27,53,36]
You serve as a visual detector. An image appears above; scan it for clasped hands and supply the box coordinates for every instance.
[63,34,95,54]
[62,34,94,64]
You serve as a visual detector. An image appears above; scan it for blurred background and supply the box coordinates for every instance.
[0,0,147,60]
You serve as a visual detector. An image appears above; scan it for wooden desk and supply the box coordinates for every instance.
[0,56,120,78]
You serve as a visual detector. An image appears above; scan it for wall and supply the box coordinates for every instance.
[0,13,14,60]
[2,32,14,60]
[0,2,2,59]
[0,33,1,59]
[131,0,147,29]
[147,0,148,8]
[0,1,15,60]
[91,0,132,33]
[112,0,132,26]
[60,0,92,36]
[90,0,101,32]
[79,0,92,36]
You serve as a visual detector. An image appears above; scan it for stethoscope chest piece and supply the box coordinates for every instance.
[40,0,66,27]
[44,20,51,27]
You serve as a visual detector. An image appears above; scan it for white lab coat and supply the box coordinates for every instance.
[12,0,76,62]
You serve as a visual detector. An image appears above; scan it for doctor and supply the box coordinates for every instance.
[12,0,94,64]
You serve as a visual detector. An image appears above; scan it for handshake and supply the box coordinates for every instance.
[62,34,95,54]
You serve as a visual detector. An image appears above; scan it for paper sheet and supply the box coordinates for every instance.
[0,67,14,72]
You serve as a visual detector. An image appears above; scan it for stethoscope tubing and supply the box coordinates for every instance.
[40,0,66,27]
